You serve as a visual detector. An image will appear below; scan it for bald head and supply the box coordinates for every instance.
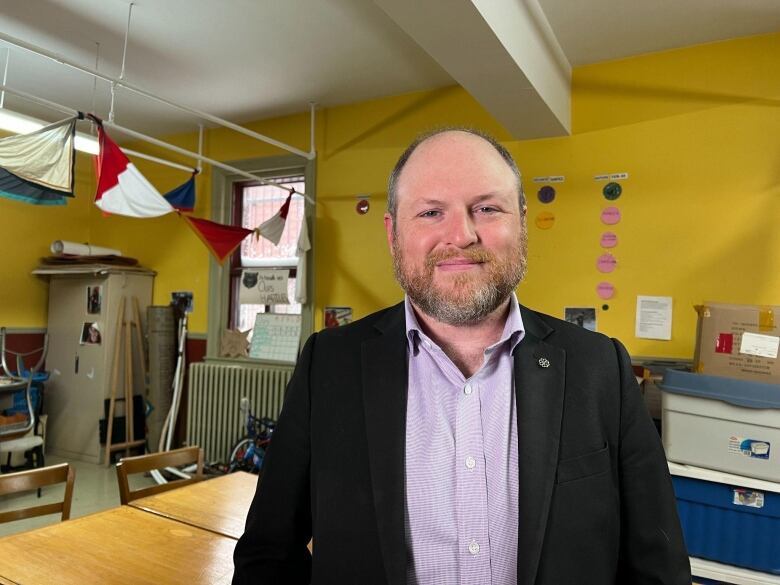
[387,127,525,220]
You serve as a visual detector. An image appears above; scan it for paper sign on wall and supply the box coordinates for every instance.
[239,269,290,305]
[635,295,673,340]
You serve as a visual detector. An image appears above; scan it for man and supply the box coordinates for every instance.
[233,129,691,584]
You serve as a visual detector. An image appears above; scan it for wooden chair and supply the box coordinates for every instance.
[0,463,75,524]
[115,446,205,505]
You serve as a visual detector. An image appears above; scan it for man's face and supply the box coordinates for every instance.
[384,132,527,326]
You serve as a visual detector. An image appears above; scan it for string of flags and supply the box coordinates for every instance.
[0,114,299,262]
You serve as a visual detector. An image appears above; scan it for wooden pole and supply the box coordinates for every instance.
[123,312,133,459]
[103,297,126,466]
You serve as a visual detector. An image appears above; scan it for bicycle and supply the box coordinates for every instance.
[227,401,276,474]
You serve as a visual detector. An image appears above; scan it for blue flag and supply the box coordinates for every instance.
[163,176,196,211]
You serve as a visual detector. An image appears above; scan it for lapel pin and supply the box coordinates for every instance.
[538,357,550,368]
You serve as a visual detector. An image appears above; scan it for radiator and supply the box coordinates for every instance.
[186,362,293,463]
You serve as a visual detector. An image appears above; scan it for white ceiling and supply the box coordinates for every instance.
[0,0,778,140]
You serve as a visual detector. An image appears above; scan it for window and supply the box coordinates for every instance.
[230,175,306,332]
[207,155,315,360]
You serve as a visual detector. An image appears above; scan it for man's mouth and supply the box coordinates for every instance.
[435,258,483,271]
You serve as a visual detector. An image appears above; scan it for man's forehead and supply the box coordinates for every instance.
[397,131,517,194]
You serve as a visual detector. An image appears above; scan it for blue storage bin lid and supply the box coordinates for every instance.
[660,369,780,409]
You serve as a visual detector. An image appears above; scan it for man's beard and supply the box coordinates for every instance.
[392,229,527,326]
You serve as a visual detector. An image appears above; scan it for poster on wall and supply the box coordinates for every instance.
[635,295,673,340]
[564,308,597,332]
[324,307,352,328]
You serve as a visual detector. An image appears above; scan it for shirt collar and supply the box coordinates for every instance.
[404,293,526,353]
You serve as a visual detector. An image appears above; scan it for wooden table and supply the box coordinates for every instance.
[130,471,257,539]
[0,506,235,585]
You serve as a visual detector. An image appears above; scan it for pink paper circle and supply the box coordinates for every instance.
[597,282,615,299]
[601,207,621,225]
[600,232,618,248]
[597,253,617,273]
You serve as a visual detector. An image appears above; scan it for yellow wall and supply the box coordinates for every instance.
[0,151,94,326]
[2,31,778,360]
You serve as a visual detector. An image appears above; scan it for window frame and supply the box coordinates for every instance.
[228,177,304,328]
[206,154,315,362]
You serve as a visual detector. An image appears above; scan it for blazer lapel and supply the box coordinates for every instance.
[361,304,408,585]
[515,307,566,585]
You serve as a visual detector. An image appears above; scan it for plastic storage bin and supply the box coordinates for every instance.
[660,370,780,482]
[670,462,780,575]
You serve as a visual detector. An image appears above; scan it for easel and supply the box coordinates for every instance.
[103,296,147,466]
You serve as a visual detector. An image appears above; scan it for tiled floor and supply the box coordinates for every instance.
[0,454,156,537]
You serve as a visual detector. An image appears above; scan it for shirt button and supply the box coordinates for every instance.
[464,383,473,395]
[468,540,480,555]
[465,456,476,469]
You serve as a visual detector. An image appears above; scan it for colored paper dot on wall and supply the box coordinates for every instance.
[535,211,555,230]
[603,182,622,200]
[596,253,617,273]
[597,282,615,299]
[600,206,621,225]
[600,232,618,248]
[537,185,556,204]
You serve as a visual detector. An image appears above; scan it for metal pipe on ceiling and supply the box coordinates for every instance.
[0,31,316,160]
[0,81,314,203]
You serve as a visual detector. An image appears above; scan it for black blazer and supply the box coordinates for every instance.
[233,303,691,585]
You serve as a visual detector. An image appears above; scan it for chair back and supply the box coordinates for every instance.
[0,327,49,440]
[0,463,75,523]
[116,446,204,505]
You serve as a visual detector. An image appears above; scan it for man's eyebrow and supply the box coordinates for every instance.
[412,193,505,207]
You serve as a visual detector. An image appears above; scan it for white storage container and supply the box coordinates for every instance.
[660,370,780,483]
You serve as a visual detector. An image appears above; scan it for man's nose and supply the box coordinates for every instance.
[444,210,478,248]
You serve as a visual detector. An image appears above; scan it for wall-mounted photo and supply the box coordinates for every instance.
[564,307,597,332]
[80,322,102,345]
[87,285,102,314]
[324,306,352,328]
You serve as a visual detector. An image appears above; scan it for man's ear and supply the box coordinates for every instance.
[384,213,395,252]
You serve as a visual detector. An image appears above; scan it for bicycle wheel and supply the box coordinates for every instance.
[228,437,254,472]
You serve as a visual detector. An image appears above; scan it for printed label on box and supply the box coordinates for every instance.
[728,436,771,459]
[733,488,765,508]
[715,333,734,354]
[739,331,780,359]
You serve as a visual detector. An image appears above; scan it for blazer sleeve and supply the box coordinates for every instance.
[612,338,691,584]
[233,333,317,585]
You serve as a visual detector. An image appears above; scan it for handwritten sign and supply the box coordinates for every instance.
[239,270,290,305]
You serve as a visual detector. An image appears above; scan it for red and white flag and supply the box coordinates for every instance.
[94,125,174,218]
[257,192,292,245]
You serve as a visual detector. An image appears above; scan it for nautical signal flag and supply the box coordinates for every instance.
[163,175,196,211]
[0,117,76,205]
[182,215,254,262]
[94,125,174,218]
[257,191,292,245]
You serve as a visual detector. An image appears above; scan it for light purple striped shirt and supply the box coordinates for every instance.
[404,295,525,585]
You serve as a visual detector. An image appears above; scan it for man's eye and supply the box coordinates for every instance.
[477,206,499,214]
[419,210,440,218]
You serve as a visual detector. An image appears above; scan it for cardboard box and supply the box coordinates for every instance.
[694,302,780,384]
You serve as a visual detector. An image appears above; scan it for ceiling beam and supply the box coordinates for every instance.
[374,0,571,139]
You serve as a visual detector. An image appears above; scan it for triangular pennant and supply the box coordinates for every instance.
[93,125,174,218]
[0,117,76,203]
[182,215,254,262]
[0,167,67,205]
[163,175,196,211]
[257,192,293,245]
